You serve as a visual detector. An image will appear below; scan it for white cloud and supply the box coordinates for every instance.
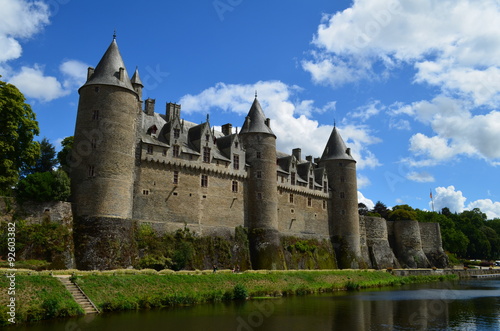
[8,65,69,102]
[302,0,500,106]
[0,0,50,63]
[467,199,500,220]
[179,81,382,169]
[357,174,371,189]
[406,171,435,183]
[358,191,374,210]
[60,60,88,89]
[393,96,500,166]
[432,186,467,214]
[7,59,89,102]
[432,186,500,219]
[348,100,383,122]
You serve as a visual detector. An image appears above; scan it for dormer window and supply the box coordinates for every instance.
[235,142,239,148]
[148,125,158,135]
[205,134,210,142]
[174,128,180,139]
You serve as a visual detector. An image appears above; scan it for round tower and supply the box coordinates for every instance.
[319,125,364,268]
[239,97,285,270]
[71,37,139,269]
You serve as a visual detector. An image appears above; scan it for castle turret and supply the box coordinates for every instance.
[319,125,364,268]
[239,96,285,269]
[131,67,143,101]
[71,37,139,269]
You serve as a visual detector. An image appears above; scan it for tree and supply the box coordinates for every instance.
[57,136,73,174]
[16,169,70,202]
[22,137,57,176]
[0,78,40,194]
[388,208,417,222]
[358,202,369,215]
[372,201,390,219]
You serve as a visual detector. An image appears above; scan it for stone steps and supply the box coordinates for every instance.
[55,276,99,314]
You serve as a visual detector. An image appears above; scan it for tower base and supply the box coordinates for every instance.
[73,216,138,270]
[248,228,285,270]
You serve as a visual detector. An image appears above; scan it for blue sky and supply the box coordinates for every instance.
[1,0,500,218]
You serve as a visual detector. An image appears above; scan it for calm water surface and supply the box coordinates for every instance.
[17,279,500,331]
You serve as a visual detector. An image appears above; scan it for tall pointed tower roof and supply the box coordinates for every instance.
[82,37,134,91]
[240,97,275,136]
[320,126,355,162]
[131,67,143,86]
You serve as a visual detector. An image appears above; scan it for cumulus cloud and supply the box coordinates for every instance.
[358,191,374,210]
[432,185,500,219]
[8,65,69,102]
[0,0,50,63]
[467,199,500,220]
[302,0,500,106]
[432,186,467,214]
[7,59,89,102]
[357,174,371,189]
[179,81,382,169]
[394,96,500,166]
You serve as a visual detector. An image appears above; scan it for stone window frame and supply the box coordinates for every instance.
[173,171,179,184]
[203,147,211,163]
[173,128,180,139]
[92,109,99,120]
[340,192,345,199]
[256,171,262,179]
[289,193,294,204]
[232,180,238,193]
[233,154,239,170]
[146,145,153,154]
[201,174,208,187]
[307,197,312,207]
[291,172,296,185]
[256,151,262,159]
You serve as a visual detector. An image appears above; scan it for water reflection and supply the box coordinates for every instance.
[16,279,500,331]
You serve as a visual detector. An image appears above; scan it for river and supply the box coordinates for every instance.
[17,278,500,331]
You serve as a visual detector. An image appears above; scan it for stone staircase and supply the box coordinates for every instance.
[56,275,99,314]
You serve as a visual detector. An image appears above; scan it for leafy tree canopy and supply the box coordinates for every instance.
[0,77,40,194]
[16,169,70,202]
[57,136,73,174]
[22,137,57,176]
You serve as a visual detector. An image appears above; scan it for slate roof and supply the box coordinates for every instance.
[320,126,355,162]
[82,39,134,92]
[240,98,275,136]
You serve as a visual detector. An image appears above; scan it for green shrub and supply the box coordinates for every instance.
[233,284,248,300]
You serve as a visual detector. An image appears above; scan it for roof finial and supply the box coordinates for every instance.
[255,90,258,98]
[334,118,336,128]
[206,113,210,123]
[113,29,117,40]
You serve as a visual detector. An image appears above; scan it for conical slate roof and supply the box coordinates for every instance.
[82,38,134,91]
[131,67,143,86]
[240,97,275,136]
[320,126,355,162]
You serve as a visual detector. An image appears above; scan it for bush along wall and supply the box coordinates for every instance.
[281,237,337,269]
[136,225,252,271]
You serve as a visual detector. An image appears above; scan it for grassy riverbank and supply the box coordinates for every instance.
[75,270,456,311]
[0,269,457,326]
[0,274,83,326]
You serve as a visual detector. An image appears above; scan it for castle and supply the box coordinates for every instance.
[70,37,448,270]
